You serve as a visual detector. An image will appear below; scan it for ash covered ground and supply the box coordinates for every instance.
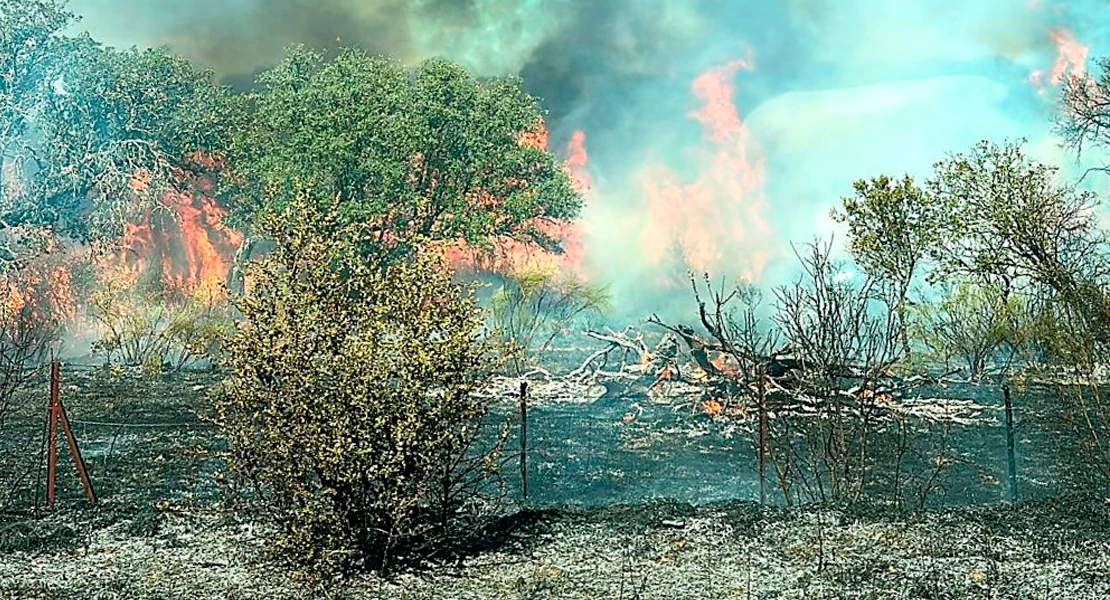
[1,365,1108,599]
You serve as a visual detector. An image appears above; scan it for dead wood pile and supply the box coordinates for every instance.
[479,324,992,425]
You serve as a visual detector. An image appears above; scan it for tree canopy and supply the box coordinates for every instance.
[839,139,1110,348]
[0,0,234,248]
[222,46,581,258]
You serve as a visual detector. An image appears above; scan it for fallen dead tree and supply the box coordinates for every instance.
[477,241,996,506]
[477,321,986,425]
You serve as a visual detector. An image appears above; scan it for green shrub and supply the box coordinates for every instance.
[489,267,609,375]
[214,193,504,579]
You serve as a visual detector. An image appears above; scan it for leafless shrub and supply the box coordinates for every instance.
[663,240,958,507]
[765,240,902,503]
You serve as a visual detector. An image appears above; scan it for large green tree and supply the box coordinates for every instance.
[33,40,234,240]
[924,140,1106,292]
[1,0,234,252]
[0,0,77,261]
[222,46,581,261]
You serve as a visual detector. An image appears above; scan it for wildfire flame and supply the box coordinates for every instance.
[1029,28,1088,89]
[640,54,773,284]
[0,240,79,331]
[119,167,243,300]
[702,398,723,416]
[447,120,590,278]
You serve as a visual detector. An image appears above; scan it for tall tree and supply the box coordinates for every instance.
[31,40,234,241]
[222,46,581,262]
[833,174,935,355]
[1,0,234,251]
[924,140,1110,342]
[0,0,76,263]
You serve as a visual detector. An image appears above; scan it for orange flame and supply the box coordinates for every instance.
[702,398,723,416]
[1049,28,1088,84]
[118,166,242,300]
[640,54,773,285]
[710,353,741,377]
[0,242,78,329]
[448,121,590,278]
[1029,28,1088,89]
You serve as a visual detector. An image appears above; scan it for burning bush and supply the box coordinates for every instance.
[86,261,234,371]
[214,192,505,578]
[0,245,73,510]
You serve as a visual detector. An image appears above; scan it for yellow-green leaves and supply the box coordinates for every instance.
[214,189,502,579]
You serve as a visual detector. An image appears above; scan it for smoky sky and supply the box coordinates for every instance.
[65,0,1092,154]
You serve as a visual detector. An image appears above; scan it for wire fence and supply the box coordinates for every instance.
[7,364,1105,510]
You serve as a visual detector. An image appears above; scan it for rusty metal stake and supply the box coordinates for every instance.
[520,380,528,500]
[45,360,97,508]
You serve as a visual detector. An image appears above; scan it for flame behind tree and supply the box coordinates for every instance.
[1,10,234,247]
[446,120,591,277]
[640,56,773,285]
[0,0,237,361]
[119,165,243,301]
[220,46,580,271]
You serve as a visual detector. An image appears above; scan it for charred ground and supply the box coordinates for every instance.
[0,363,1108,598]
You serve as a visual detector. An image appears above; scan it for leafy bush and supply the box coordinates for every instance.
[489,268,608,374]
[214,193,505,579]
[907,280,1032,379]
[88,273,233,372]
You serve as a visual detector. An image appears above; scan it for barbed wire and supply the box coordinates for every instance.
[67,418,211,428]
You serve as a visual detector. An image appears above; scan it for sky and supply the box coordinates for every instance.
[65,0,1110,317]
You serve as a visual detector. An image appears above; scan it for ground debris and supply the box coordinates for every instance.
[3,498,1107,599]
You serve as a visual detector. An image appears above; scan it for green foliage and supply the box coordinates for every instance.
[214,190,504,578]
[222,46,580,257]
[489,267,609,374]
[841,139,1110,362]
[0,0,73,139]
[834,174,936,355]
[924,140,1105,291]
[0,0,75,264]
[33,42,234,241]
[0,0,234,246]
[907,279,1032,378]
[833,174,936,289]
[89,281,233,372]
